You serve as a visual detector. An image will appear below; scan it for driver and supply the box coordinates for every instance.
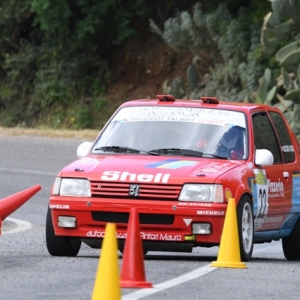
[216,126,244,159]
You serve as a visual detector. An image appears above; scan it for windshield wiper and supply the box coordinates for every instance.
[149,148,229,159]
[149,148,203,157]
[201,152,228,159]
[93,146,159,156]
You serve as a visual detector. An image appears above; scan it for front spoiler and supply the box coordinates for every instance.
[81,238,218,252]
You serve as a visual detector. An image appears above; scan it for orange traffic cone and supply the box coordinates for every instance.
[211,198,247,268]
[0,184,41,234]
[91,223,121,300]
[120,208,152,288]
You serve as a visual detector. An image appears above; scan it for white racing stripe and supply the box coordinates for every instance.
[0,167,56,176]
[122,265,216,300]
[2,217,33,235]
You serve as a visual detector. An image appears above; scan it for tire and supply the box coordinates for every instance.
[237,195,254,262]
[282,216,300,261]
[46,207,81,257]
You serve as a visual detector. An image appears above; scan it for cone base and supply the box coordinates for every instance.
[211,260,247,269]
[120,279,153,289]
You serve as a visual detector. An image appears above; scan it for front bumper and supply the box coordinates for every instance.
[49,196,227,249]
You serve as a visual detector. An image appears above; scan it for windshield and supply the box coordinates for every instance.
[92,106,248,159]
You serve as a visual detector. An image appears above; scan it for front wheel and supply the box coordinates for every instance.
[282,216,300,261]
[46,207,81,257]
[237,196,254,262]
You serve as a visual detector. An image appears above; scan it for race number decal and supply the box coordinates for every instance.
[252,169,269,230]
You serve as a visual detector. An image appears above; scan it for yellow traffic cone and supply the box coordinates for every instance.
[211,198,247,268]
[91,223,121,300]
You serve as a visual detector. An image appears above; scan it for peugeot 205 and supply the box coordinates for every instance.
[46,95,300,261]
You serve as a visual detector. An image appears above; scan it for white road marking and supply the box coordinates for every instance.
[122,265,216,300]
[2,217,33,235]
[0,167,56,176]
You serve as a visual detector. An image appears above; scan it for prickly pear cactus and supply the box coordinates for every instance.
[255,68,272,104]
[187,64,199,91]
[170,77,186,99]
[257,0,300,134]
[187,55,201,92]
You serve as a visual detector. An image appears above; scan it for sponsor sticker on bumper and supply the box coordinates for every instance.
[86,230,183,241]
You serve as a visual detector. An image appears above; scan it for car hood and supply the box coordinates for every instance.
[59,155,245,184]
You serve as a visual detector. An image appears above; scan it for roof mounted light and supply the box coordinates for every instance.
[157,95,176,101]
[200,96,219,104]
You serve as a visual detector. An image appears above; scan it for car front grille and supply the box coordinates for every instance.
[91,211,174,225]
[90,181,181,200]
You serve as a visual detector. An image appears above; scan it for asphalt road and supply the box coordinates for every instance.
[0,134,300,300]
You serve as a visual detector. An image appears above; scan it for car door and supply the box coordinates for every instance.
[251,111,292,231]
[268,111,300,228]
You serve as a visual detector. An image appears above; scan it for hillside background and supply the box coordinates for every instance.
[1,0,300,133]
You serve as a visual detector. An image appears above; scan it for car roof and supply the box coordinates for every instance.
[120,95,279,113]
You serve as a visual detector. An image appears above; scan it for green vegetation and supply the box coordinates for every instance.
[150,3,264,102]
[256,0,300,134]
[0,0,147,128]
[1,0,300,131]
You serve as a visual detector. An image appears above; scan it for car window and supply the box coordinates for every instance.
[92,106,248,159]
[268,111,295,163]
[252,112,282,163]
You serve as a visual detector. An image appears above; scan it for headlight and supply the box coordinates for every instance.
[179,184,223,203]
[52,177,91,197]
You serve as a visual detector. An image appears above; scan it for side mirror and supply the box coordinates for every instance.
[255,149,274,166]
[77,142,93,158]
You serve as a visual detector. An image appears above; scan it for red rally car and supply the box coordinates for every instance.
[46,95,300,261]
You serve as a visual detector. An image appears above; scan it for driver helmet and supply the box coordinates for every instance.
[220,126,241,150]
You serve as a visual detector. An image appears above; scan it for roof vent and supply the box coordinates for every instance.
[200,96,219,104]
[157,95,176,101]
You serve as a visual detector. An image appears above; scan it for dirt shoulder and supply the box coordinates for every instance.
[0,126,99,140]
